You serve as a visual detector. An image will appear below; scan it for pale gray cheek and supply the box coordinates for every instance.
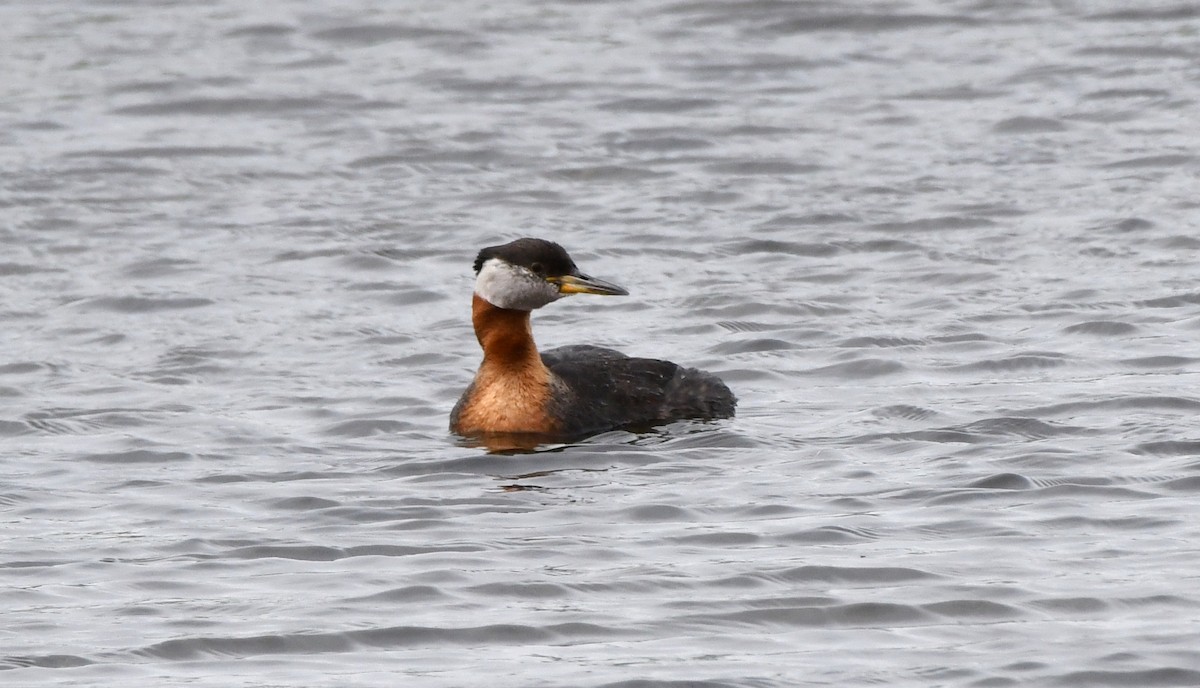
[474,261,565,310]
[539,282,565,305]
[476,274,556,310]
[510,282,561,310]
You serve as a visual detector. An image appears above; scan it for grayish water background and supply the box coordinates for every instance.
[4,1,1200,685]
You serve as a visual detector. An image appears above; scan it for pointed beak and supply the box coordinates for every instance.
[550,272,629,296]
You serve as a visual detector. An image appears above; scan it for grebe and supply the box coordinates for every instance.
[450,238,736,441]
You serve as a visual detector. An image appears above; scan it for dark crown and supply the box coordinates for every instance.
[473,238,577,276]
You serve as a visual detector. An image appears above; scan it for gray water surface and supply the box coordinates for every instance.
[4,1,1200,686]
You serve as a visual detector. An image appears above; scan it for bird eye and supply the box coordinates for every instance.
[530,262,545,276]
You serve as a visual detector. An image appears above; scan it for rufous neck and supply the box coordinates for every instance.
[471,293,541,366]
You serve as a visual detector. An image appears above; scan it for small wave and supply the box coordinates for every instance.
[766,565,937,584]
[1120,356,1198,368]
[622,504,693,522]
[216,544,460,562]
[0,262,60,276]
[669,531,761,546]
[757,212,858,228]
[1041,513,1180,531]
[861,429,984,444]
[765,13,978,34]
[836,238,924,252]
[860,417,1087,446]
[969,473,1035,490]
[1088,6,1200,21]
[704,160,822,175]
[322,419,418,437]
[1014,395,1200,417]
[64,146,262,158]
[1157,235,1200,250]
[74,296,214,313]
[595,677,744,681]
[135,622,621,661]
[1163,477,1200,492]
[993,116,1068,133]
[898,85,1007,100]
[599,97,719,113]
[340,253,405,272]
[467,582,571,599]
[841,336,927,348]
[271,248,346,262]
[81,449,192,463]
[1132,440,1200,456]
[224,23,294,38]
[346,153,419,169]
[1105,217,1156,232]
[0,654,94,670]
[1030,596,1109,613]
[1035,484,1161,500]
[546,165,670,182]
[952,354,1069,373]
[721,238,840,257]
[912,271,998,286]
[1102,153,1195,169]
[1077,44,1195,59]
[923,599,1024,619]
[150,346,245,378]
[0,421,32,437]
[0,492,28,506]
[610,136,713,153]
[709,338,797,354]
[309,23,468,45]
[114,96,348,117]
[22,407,168,434]
[1063,320,1138,335]
[684,602,930,628]
[268,496,340,510]
[869,216,996,232]
[871,404,939,420]
[1085,88,1171,100]
[1050,668,1200,687]
[347,585,448,603]
[121,257,200,278]
[960,417,1089,439]
[715,320,780,333]
[932,332,993,343]
[1138,292,1200,308]
[804,359,905,378]
[777,525,880,544]
[657,189,743,205]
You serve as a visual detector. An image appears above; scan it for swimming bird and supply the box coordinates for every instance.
[450,238,736,442]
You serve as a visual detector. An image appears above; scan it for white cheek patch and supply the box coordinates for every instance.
[475,258,563,310]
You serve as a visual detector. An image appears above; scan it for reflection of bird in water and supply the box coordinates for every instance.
[450,238,736,443]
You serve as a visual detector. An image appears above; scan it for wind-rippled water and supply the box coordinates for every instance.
[4,1,1200,686]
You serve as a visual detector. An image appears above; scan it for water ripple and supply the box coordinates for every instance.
[5,1,1200,686]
